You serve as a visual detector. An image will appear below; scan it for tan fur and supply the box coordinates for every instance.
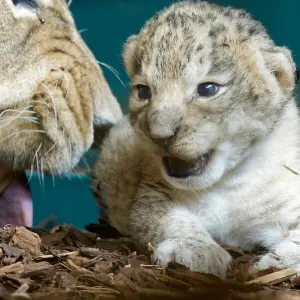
[92,1,300,278]
[0,0,122,173]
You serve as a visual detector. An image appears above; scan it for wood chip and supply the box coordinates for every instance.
[0,263,24,275]
[79,247,103,258]
[246,268,297,285]
[40,232,67,247]
[1,244,23,258]
[23,262,53,277]
[0,224,300,300]
[35,251,79,260]
[10,227,42,256]
[64,259,94,274]
[55,271,77,289]
[92,260,114,274]
[15,282,30,294]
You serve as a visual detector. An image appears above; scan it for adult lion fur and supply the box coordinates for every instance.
[0,0,122,174]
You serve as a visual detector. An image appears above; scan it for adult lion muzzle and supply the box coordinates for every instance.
[0,0,123,226]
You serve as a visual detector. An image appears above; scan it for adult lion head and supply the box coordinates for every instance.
[0,0,122,226]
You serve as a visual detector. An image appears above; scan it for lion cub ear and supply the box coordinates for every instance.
[261,46,296,94]
[122,35,140,78]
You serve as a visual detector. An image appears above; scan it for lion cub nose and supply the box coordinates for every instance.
[147,110,181,142]
[149,126,175,141]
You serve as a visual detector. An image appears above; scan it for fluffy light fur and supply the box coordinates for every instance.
[0,0,122,174]
[92,1,300,278]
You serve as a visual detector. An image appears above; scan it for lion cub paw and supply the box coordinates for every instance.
[253,241,300,275]
[153,239,232,279]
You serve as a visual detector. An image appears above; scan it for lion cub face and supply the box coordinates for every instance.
[123,1,296,190]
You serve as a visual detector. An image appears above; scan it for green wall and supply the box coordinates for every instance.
[30,0,300,230]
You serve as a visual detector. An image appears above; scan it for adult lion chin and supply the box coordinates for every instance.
[0,0,123,227]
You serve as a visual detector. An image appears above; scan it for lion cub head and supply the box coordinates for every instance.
[123,1,297,190]
[0,0,122,174]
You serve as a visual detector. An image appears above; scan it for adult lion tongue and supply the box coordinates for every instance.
[0,166,33,227]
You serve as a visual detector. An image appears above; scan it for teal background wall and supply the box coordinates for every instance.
[29,0,300,230]
[69,0,300,107]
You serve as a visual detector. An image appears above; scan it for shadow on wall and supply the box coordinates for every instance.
[29,0,300,230]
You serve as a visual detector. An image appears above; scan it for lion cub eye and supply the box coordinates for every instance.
[12,0,37,8]
[136,85,152,100]
[197,82,220,97]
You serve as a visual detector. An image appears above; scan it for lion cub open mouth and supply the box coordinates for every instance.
[163,150,214,178]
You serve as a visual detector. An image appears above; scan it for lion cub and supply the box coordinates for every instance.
[92,1,300,278]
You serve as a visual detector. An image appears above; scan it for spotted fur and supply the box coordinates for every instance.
[0,0,122,173]
[92,1,300,278]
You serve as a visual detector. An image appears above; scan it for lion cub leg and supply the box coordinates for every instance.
[254,225,300,273]
[130,189,232,278]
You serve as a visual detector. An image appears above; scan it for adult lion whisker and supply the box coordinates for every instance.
[0,129,46,143]
[0,109,38,129]
[0,116,38,123]
[28,142,43,184]
[0,105,35,127]
[97,61,125,88]
[52,67,70,103]
[47,160,56,188]
[28,100,52,110]
[68,138,73,168]
[40,157,45,193]
[41,83,57,120]
[44,143,56,156]
[63,170,71,180]
[0,106,35,118]
[72,57,125,88]
[28,154,36,184]
[78,28,88,34]
[34,143,43,188]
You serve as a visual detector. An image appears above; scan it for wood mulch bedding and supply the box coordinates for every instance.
[0,221,299,300]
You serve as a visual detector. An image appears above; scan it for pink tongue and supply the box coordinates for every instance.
[0,173,33,227]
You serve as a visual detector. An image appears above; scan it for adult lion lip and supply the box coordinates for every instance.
[163,150,214,178]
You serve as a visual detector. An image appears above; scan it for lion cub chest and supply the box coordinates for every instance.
[176,186,278,250]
